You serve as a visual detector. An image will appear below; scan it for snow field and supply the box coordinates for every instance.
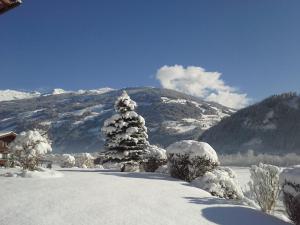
[0,168,291,225]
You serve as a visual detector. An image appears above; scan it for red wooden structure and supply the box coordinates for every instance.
[0,131,17,166]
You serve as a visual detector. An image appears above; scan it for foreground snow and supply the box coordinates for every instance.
[0,168,291,225]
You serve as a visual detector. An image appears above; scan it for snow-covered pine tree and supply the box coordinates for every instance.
[101,91,149,169]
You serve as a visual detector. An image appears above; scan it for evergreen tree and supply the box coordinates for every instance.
[101,91,149,165]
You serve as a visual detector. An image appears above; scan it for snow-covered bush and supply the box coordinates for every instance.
[75,153,94,168]
[9,130,52,170]
[155,165,169,174]
[60,154,76,168]
[249,163,281,213]
[191,167,244,200]
[142,145,167,172]
[102,161,122,170]
[280,166,300,225]
[121,161,141,172]
[101,91,149,170]
[166,140,219,182]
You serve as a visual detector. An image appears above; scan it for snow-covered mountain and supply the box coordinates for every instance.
[0,88,114,101]
[0,90,40,102]
[200,92,300,154]
[0,87,233,153]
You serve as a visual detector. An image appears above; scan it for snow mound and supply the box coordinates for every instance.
[3,168,63,178]
[166,140,219,163]
[191,167,244,200]
[21,168,64,178]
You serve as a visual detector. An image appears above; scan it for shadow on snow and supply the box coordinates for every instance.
[99,172,291,225]
[201,206,291,225]
[98,171,179,182]
[57,169,118,173]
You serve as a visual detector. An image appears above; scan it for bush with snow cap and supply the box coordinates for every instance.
[166,140,219,182]
[9,130,52,170]
[249,163,281,213]
[280,166,300,225]
[60,154,76,168]
[142,145,167,172]
[191,167,244,200]
[155,164,169,174]
[101,91,149,171]
[75,153,94,168]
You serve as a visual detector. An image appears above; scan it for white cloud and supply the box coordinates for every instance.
[156,65,250,109]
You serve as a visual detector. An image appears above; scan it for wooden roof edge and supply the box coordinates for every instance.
[0,0,22,15]
[0,0,22,6]
[0,131,17,138]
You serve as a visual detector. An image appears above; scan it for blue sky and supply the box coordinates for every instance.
[1,0,299,106]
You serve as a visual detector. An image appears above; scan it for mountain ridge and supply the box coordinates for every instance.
[0,88,114,102]
[200,92,300,154]
[0,87,234,153]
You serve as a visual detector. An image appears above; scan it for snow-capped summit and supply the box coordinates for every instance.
[52,88,69,95]
[76,87,114,95]
[0,89,40,102]
[41,88,72,96]
[0,87,114,101]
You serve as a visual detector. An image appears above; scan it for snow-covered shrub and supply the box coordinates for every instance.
[142,145,167,172]
[75,153,94,168]
[280,166,300,225]
[102,161,122,170]
[166,140,219,182]
[9,130,52,170]
[94,164,104,169]
[121,161,141,172]
[191,167,244,200]
[249,163,281,213]
[60,154,76,168]
[101,91,149,170]
[155,165,169,174]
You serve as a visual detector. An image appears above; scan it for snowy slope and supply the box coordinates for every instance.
[0,168,291,225]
